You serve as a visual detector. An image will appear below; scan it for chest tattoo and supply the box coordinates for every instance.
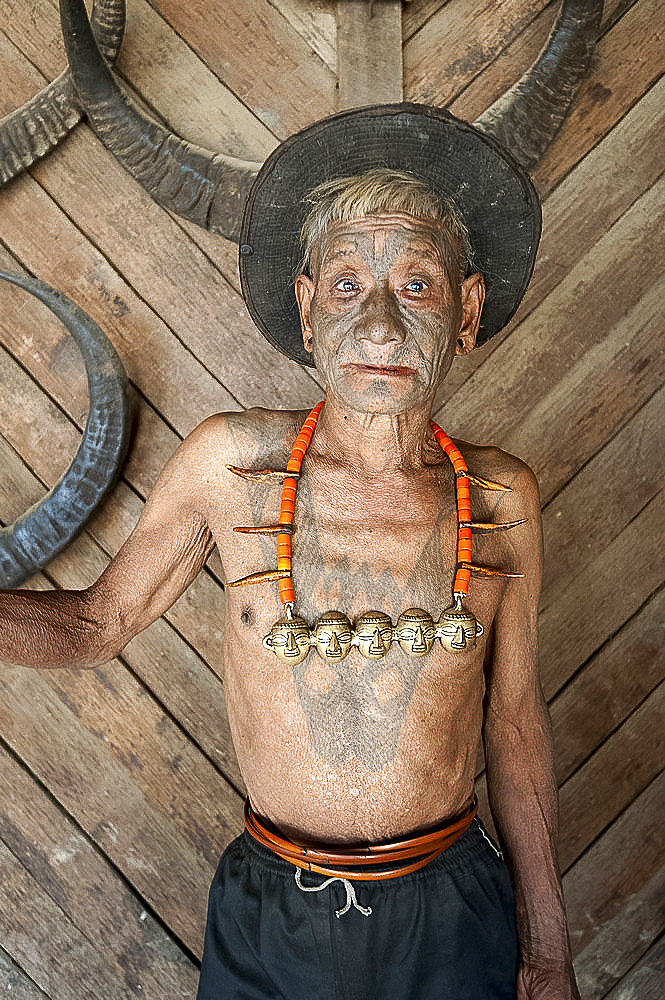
[227,405,524,769]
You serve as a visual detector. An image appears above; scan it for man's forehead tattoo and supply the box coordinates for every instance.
[318,226,448,269]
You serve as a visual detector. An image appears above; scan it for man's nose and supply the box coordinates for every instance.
[353,286,406,346]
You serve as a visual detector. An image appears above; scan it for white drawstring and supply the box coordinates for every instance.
[478,824,504,860]
[295,868,372,918]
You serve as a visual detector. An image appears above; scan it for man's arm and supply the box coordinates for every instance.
[0,416,222,670]
[482,463,578,1000]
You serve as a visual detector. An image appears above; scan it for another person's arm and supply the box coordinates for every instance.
[482,464,579,1000]
[0,418,220,670]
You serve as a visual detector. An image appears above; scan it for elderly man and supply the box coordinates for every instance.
[0,107,577,999]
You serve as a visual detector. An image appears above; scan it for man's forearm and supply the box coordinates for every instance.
[485,704,577,993]
[0,588,114,668]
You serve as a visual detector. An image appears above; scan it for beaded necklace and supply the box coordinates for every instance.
[227,402,523,664]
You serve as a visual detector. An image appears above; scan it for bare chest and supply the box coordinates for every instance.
[216,461,503,791]
[216,459,507,622]
[292,478,458,622]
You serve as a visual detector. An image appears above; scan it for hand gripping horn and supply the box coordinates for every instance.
[0,0,126,187]
[58,0,602,244]
[0,271,131,588]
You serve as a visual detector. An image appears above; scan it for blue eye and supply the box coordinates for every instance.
[406,279,425,292]
[336,278,357,292]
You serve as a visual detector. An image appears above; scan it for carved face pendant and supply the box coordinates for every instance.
[437,598,484,653]
[395,608,436,657]
[262,615,311,664]
[264,599,483,663]
[313,611,353,663]
[354,611,394,659]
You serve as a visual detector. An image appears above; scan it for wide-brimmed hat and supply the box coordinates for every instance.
[239,103,541,367]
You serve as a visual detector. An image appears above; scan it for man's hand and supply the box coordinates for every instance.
[517,958,581,999]
[481,461,580,1000]
[0,416,221,669]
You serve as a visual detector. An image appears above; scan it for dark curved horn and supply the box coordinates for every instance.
[0,0,126,187]
[474,0,604,170]
[60,0,260,242]
[0,271,131,589]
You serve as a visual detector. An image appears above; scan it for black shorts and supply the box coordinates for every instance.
[197,818,518,1000]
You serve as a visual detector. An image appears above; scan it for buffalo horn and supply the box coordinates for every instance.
[0,271,131,588]
[60,0,603,240]
[0,0,126,187]
[474,0,604,170]
[59,0,260,242]
[58,0,603,239]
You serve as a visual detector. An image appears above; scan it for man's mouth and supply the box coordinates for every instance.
[343,363,416,377]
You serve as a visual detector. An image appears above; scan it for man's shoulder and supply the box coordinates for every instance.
[182,406,311,467]
[454,439,541,518]
[457,440,536,485]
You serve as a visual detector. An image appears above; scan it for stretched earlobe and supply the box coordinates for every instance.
[295,273,315,354]
[456,273,485,356]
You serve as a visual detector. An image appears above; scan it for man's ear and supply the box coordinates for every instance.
[295,274,315,353]
[455,273,485,356]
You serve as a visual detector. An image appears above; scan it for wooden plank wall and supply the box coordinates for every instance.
[0,1,663,997]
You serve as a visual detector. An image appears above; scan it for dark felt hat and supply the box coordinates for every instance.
[239,103,541,367]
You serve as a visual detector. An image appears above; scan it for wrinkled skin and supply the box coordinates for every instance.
[295,214,483,416]
[0,213,579,999]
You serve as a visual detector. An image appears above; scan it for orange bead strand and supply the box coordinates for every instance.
[277,401,325,605]
[275,405,476,608]
[429,420,474,598]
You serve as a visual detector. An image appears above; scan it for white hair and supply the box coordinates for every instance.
[298,168,472,281]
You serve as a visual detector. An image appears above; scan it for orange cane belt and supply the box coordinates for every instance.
[243,797,478,881]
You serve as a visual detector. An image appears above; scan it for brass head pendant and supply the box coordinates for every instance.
[228,402,524,662]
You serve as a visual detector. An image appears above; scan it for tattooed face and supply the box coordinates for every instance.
[294,214,483,415]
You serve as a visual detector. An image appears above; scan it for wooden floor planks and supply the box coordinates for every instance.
[1,0,663,996]
[1,745,199,997]
[605,934,665,1000]
[574,863,665,998]
[552,585,665,785]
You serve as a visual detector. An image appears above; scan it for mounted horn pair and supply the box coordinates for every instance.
[0,0,603,584]
[58,0,603,242]
[0,272,131,588]
[0,0,126,186]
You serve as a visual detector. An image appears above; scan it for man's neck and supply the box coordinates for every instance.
[310,393,436,476]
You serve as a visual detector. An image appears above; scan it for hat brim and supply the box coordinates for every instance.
[239,103,541,367]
